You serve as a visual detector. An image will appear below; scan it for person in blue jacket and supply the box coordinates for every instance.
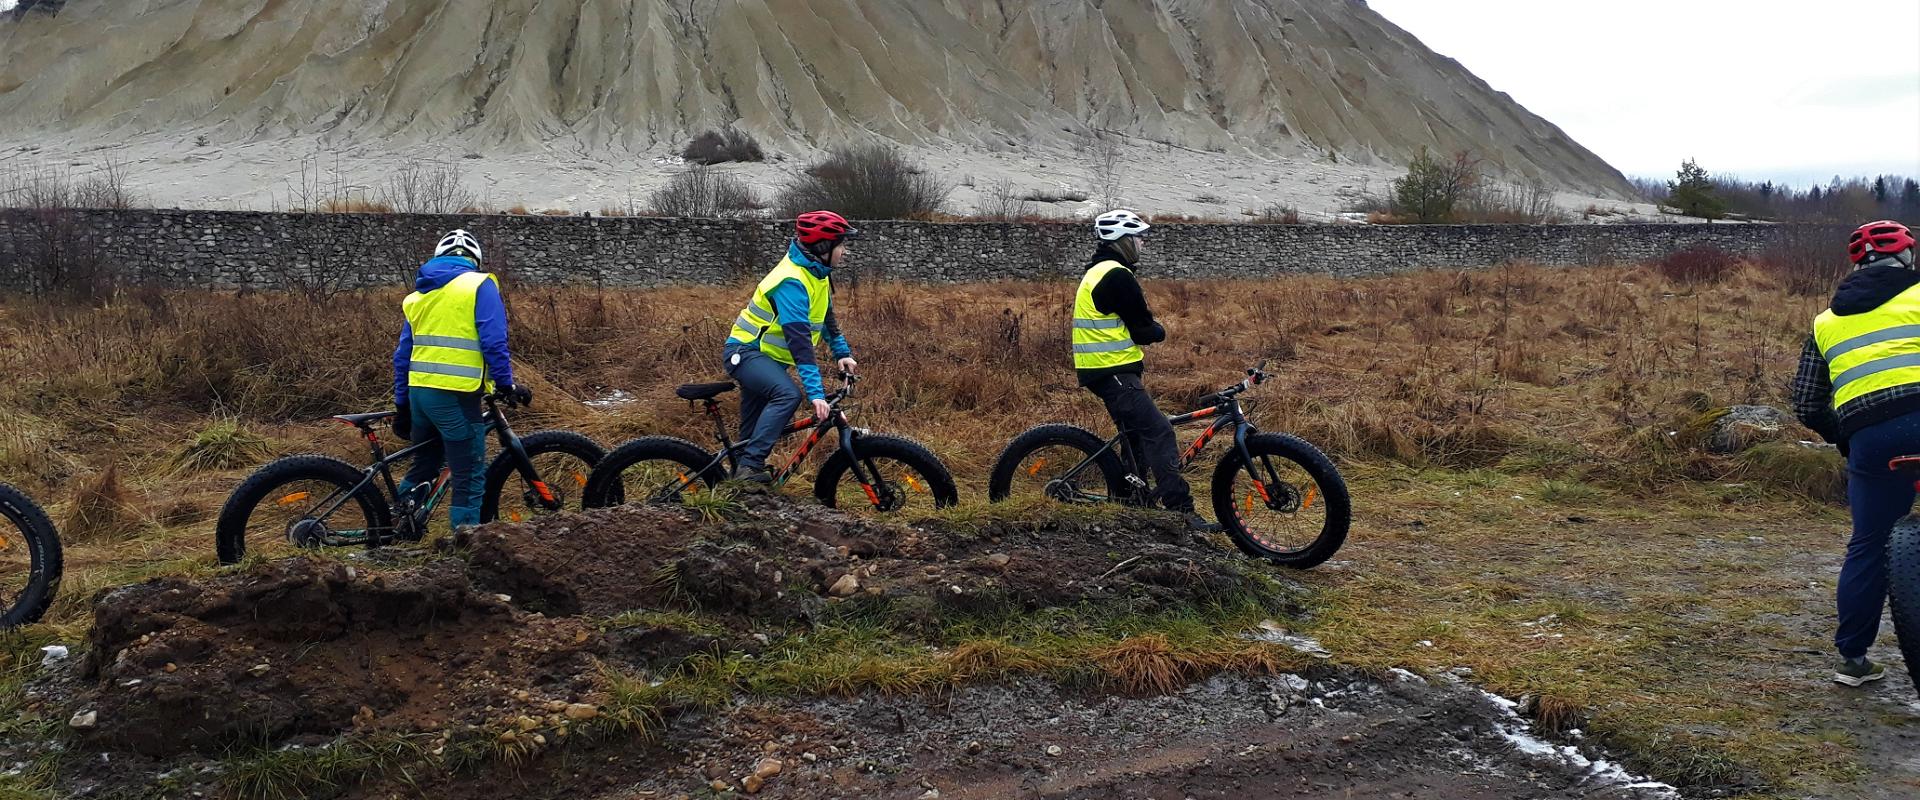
[722,211,860,483]
[390,229,529,529]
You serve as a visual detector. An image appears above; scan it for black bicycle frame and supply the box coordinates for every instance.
[301,396,558,546]
[1044,368,1282,508]
[654,375,892,504]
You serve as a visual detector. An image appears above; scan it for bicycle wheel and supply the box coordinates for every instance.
[0,483,62,628]
[581,436,724,508]
[1211,433,1350,569]
[815,434,960,514]
[480,431,607,523]
[1887,515,1920,696]
[215,455,392,565]
[987,423,1129,504]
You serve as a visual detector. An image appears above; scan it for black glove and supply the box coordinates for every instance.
[501,383,533,408]
[391,404,412,440]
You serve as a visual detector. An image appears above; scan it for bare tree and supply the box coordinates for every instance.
[1086,131,1125,211]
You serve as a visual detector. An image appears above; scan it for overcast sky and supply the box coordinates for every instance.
[1369,0,1920,186]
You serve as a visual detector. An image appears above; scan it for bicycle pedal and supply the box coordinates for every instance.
[1124,474,1149,489]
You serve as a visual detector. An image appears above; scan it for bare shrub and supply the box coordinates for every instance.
[1655,246,1738,286]
[1462,179,1565,224]
[1248,204,1302,224]
[649,165,763,219]
[1022,188,1090,204]
[377,158,475,214]
[974,179,1034,222]
[682,128,767,165]
[63,465,151,543]
[1755,225,1850,296]
[774,144,949,220]
[0,161,138,299]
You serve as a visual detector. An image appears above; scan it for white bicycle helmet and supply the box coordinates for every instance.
[434,229,483,263]
[1094,209,1150,241]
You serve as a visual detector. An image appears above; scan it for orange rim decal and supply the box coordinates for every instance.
[1243,493,1254,514]
[509,511,524,522]
[905,474,924,492]
[572,472,588,488]
[1302,486,1317,509]
[0,533,11,550]
[276,491,311,507]
[1027,458,1047,477]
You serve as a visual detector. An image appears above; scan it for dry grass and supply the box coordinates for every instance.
[0,258,1873,794]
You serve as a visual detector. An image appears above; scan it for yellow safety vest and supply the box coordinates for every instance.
[1813,282,1920,409]
[728,256,830,366]
[1072,260,1146,370]
[402,270,497,393]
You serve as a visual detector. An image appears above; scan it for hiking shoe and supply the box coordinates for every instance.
[1834,657,1886,687]
[731,466,774,485]
[1180,512,1223,534]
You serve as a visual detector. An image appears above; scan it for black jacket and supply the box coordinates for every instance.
[1790,265,1920,444]
[1077,242,1166,387]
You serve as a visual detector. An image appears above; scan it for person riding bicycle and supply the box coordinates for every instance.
[1791,219,1920,686]
[1074,209,1214,531]
[390,229,530,530]
[723,211,860,483]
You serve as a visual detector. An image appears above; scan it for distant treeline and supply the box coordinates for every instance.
[1631,170,1920,223]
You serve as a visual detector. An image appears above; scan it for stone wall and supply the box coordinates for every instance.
[0,208,1799,290]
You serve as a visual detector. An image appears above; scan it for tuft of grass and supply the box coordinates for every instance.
[60,464,150,543]
[218,733,431,800]
[1737,442,1845,504]
[169,418,273,475]
[1537,479,1603,505]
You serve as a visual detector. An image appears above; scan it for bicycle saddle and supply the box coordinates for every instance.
[332,411,396,427]
[675,381,738,401]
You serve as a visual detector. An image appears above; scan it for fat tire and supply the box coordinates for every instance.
[479,430,607,521]
[0,482,62,628]
[1211,433,1351,569]
[987,423,1128,503]
[1886,515,1920,697]
[215,455,390,565]
[581,436,722,508]
[815,434,961,511]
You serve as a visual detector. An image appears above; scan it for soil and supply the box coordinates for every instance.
[18,495,1682,799]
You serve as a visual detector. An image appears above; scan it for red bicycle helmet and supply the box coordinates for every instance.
[1849,220,1916,264]
[795,210,860,245]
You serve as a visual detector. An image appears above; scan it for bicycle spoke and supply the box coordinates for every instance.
[1227,454,1329,555]
[1003,444,1109,504]
[497,451,596,522]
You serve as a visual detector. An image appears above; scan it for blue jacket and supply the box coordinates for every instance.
[393,256,513,405]
[726,241,852,400]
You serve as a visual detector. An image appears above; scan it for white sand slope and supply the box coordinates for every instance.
[0,0,1643,213]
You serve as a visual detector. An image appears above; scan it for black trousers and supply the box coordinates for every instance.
[1086,372,1193,512]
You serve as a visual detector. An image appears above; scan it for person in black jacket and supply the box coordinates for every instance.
[1071,210,1214,530]
[1790,219,1920,686]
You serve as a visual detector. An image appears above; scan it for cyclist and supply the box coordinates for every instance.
[723,211,860,483]
[1074,209,1214,531]
[390,229,530,530]
[1791,219,1920,686]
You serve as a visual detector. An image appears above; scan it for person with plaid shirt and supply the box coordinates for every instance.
[1791,220,1920,687]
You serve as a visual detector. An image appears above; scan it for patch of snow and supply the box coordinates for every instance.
[1388,667,1426,683]
[584,388,636,409]
[1478,690,1680,798]
[1250,620,1331,658]
[39,645,69,667]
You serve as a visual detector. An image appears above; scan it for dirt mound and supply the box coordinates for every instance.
[75,557,604,758]
[460,493,1295,631]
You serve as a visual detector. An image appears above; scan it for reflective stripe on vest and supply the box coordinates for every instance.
[727,256,830,366]
[1071,260,1144,369]
[1813,282,1920,408]
[402,270,496,393]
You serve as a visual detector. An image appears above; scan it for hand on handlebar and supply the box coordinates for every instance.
[837,357,859,376]
[495,383,534,408]
[812,399,833,421]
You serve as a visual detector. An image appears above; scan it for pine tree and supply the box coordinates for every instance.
[1666,159,1725,220]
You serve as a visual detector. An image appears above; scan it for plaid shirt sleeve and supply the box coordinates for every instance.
[1790,335,1843,443]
